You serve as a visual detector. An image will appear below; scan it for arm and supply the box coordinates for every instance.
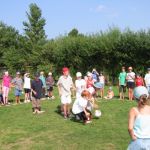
[128,108,137,140]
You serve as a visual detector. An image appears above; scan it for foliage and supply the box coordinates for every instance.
[0,3,150,80]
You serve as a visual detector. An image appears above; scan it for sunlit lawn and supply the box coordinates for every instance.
[0,86,136,150]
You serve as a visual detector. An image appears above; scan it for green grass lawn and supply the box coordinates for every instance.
[0,87,136,150]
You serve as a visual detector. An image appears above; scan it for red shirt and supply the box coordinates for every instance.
[86,79,94,88]
[135,77,143,87]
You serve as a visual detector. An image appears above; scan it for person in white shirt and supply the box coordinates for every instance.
[144,68,150,94]
[126,67,135,100]
[75,72,86,98]
[72,90,92,124]
[23,73,31,103]
[57,67,74,119]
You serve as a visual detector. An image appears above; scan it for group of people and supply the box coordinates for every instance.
[119,66,150,100]
[0,66,150,149]
[0,71,55,113]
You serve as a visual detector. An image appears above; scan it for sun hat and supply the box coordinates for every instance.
[48,72,52,76]
[109,87,112,90]
[133,86,149,100]
[76,72,82,77]
[62,67,69,72]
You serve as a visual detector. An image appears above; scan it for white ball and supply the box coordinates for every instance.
[94,110,102,118]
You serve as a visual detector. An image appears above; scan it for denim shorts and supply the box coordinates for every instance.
[127,138,150,150]
[15,89,22,96]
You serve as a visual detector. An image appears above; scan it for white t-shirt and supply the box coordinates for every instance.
[144,73,150,85]
[57,75,73,96]
[23,76,31,89]
[72,97,88,114]
[126,72,135,82]
[75,79,86,98]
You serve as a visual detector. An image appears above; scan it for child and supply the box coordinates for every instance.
[75,72,86,98]
[135,74,144,87]
[144,68,150,94]
[126,67,135,100]
[104,87,114,100]
[0,84,4,105]
[99,72,105,98]
[11,72,23,104]
[72,90,92,124]
[118,67,127,100]
[2,71,11,105]
[31,73,44,114]
[23,73,31,103]
[86,72,95,96]
[46,72,55,99]
[57,67,74,119]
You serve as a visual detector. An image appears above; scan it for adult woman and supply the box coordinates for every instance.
[127,86,150,150]
[126,67,135,100]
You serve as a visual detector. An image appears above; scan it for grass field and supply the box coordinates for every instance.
[0,87,136,150]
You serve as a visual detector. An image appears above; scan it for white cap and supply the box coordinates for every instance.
[76,72,82,77]
[134,86,149,100]
[16,72,20,75]
[4,71,9,75]
[87,72,92,77]
[48,72,52,76]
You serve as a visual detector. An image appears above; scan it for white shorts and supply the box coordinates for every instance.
[87,87,95,95]
[61,95,72,104]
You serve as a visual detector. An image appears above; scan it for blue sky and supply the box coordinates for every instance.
[0,0,150,39]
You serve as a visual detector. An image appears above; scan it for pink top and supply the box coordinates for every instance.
[2,75,11,88]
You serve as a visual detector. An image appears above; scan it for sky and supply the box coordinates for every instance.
[0,0,150,39]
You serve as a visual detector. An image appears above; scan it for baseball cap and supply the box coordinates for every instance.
[62,67,69,72]
[76,72,82,77]
[87,72,92,77]
[134,86,149,100]
[16,72,20,75]
[48,72,52,76]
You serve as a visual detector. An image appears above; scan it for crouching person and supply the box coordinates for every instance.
[72,90,92,124]
[31,73,44,114]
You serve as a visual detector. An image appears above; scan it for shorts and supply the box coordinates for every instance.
[61,95,72,104]
[87,87,95,95]
[15,89,22,96]
[119,85,126,93]
[24,88,31,93]
[3,86,9,97]
[127,138,150,150]
[127,82,135,89]
[100,83,105,88]
[47,87,53,92]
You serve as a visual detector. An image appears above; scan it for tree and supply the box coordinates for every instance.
[23,3,47,68]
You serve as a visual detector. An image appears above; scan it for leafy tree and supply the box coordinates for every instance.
[23,3,47,68]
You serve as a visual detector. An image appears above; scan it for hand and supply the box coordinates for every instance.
[132,135,137,141]
[33,91,37,95]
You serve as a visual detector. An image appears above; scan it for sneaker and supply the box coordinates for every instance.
[64,115,68,119]
[84,120,92,124]
[37,110,45,114]
[51,96,55,99]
